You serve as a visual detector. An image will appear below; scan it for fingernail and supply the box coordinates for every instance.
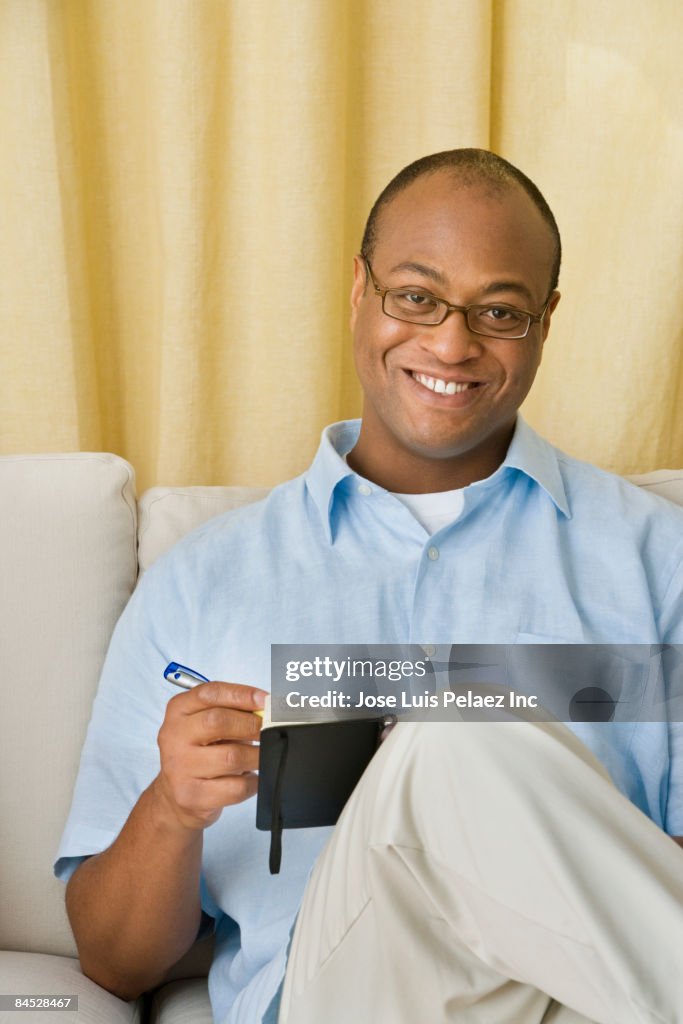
[254,690,266,709]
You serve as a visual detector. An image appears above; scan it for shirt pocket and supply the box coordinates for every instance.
[511,632,649,724]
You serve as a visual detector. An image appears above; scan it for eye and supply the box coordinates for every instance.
[470,304,529,336]
[392,289,439,311]
[481,305,521,322]
[402,291,432,305]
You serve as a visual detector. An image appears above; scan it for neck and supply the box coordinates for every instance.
[346,423,515,494]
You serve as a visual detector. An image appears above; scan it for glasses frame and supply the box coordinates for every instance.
[363,258,552,340]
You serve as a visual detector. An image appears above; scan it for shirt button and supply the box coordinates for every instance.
[358,483,372,496]
[427,546,439,561]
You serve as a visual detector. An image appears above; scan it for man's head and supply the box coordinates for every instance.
[347,149,562,493]
[361,149,561,294]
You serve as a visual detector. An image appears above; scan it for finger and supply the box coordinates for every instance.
[185,705,264,745]
[185,741,261,779]
[170,680,268,716]
[167,684,266,724]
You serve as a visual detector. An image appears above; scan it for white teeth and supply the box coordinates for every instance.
[412,372,476,394]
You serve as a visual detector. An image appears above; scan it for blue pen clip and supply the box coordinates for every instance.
[164,662,210,689]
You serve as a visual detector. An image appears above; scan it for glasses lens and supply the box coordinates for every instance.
[384,289,445,324]
[468,306,530,338]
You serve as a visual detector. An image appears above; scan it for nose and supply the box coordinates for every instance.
[417,309,485,363]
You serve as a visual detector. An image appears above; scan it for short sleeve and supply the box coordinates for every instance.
[53,553,188,878]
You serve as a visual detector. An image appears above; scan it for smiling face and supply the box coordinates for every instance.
[348,171,561,492]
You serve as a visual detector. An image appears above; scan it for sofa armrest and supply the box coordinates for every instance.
[0,952,142,1023]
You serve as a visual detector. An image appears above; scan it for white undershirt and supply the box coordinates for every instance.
[390,488,465,535]
[342,454,465,535]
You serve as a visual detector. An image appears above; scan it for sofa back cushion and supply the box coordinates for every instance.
[0,454,138,958]
[136,473,683,569]
[137,485,269,571]
[626,469,683,505]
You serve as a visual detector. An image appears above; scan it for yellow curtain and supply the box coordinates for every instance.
[1,0,682,491]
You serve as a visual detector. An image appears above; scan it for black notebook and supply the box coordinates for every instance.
[256,699,386,873]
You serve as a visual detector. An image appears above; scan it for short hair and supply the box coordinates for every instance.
[360,149,562,293]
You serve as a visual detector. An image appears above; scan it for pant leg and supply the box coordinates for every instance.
[278,717,683,1024]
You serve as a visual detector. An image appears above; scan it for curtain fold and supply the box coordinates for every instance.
[1,0,681,490]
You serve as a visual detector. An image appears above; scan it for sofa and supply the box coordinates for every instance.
[1,450,682,1023]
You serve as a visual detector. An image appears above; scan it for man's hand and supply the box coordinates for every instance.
[153,681,268,832]
[65,680,267,999]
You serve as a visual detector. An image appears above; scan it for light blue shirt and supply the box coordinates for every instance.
[55,417,683,1023]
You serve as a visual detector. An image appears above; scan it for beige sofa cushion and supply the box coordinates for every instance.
[0,454,138,959]
[136,474,683,574]
[0,952,141,1023]
[148,978,213,1024]
[626,469,683,505]
[137,485,269,570]
[136,468,683,1008]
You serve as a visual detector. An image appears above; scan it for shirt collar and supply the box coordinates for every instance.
[305,416,570,542]
[304,420,360,541]
[498,417,571,518]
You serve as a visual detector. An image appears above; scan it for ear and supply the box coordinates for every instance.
[540,291,561,344]
[349,254,368,331]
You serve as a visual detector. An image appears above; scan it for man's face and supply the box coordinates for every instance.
[349,172,561,486]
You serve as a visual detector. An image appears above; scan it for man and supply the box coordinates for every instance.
[56,150,683,1023]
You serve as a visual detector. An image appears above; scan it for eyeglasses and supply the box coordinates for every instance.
[363,258,551,340]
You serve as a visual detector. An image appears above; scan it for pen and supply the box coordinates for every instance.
[163,662,265,717]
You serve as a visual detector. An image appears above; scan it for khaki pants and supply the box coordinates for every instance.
[278,716,683,1024]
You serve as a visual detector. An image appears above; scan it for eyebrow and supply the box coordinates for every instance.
[388,262,535,307]
[389,262,449,286]
[478,280,535,306]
